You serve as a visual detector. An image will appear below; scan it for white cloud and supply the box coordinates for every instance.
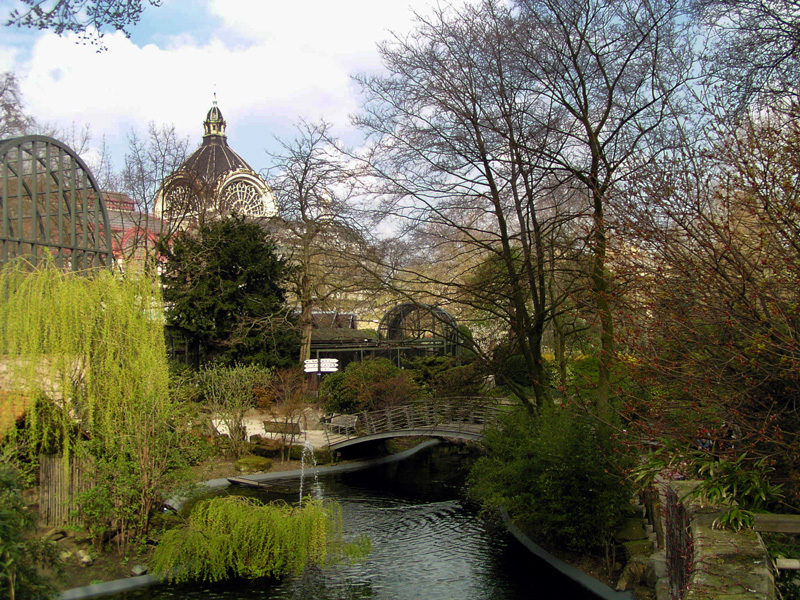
[208,0,423,63]
[0,46,19,72]
[4,0,446,174]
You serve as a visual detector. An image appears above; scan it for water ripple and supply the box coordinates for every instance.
[109,449,598,600]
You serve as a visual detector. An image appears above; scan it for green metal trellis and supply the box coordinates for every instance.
[0,135,112,271]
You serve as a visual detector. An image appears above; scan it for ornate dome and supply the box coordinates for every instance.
[155,99,276,222]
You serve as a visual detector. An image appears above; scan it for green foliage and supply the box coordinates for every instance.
[0,395,73,487]
[318,371,353,413]
[633,445,784,531]
[194,364,272,459]
[235,456,272,473]
[319,358,425,414]
[152,496,369,583]
[763,532,800,600]
[496,353,535,390]
[694,453,782,530]
[158,215,299,368]
[0,259,191,549]
[469,405,633,553]
[455,325,478,361]
[0,464,61,599]
[404,355,486,397]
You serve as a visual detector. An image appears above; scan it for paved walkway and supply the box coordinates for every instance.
[211,409,329,449]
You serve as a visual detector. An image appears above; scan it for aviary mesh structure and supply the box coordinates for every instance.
[0,135,112,270]
[378,303,462,356]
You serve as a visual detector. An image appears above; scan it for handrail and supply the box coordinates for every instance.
[323,397,503,447]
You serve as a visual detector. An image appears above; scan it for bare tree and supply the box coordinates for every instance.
[118,122,189,265]
[355,1,584,411]
[266,120,372,363]
[506,0,695,419]
[695,0,800,111]
[619,107,800,479]
[5,0,160,44]
[90,134,122,191]
[123,122,189,214]
[355,0,694,418]
[0,72,33,138]
[258,367,309,462]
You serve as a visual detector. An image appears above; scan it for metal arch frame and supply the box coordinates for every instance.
[0,135,113,271]
[377,302,462,356]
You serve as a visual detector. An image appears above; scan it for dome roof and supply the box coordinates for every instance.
[181,136,253,185]
[203,101,225,137]
[155,98,276,220]
[180,100,255,185]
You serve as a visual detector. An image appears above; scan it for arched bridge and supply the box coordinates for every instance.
[322,398,503,451]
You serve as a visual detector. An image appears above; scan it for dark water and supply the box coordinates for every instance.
[113,446,598,600]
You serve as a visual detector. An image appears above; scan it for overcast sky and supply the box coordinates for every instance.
[1,0,445,177]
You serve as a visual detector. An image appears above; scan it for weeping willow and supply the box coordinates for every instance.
[0,258,181,543]
[153,496,370,583]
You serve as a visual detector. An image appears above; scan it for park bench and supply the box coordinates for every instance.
[261,420,302,437]
[753,513,800,570]
[328,414,359,435]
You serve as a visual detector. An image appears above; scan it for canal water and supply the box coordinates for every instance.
[111,445,599,600]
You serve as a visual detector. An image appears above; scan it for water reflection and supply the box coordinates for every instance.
[112,446,597,600]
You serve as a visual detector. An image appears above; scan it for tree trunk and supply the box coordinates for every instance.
[592,186,613,422]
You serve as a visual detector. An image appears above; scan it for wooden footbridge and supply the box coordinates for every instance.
[322,397,503,451]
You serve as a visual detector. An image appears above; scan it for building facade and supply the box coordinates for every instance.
[154,100,276,224]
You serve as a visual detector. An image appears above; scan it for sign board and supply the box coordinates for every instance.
[303,358,339,373]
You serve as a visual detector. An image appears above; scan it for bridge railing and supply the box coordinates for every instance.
[322,397,504,446]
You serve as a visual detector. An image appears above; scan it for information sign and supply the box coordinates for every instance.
[303,358,339,373]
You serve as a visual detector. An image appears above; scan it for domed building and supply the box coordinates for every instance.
[155,99,276,223]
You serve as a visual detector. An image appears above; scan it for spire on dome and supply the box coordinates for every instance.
[203,93,226,137]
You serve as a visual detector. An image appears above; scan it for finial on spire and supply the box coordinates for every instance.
[203,90,226,138]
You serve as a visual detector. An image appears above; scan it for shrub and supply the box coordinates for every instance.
[469,404,633,554]
[319,371,356,413]
[0,465,61,599]
[497,353,534,389]
[152,496,369,583]
[320,358,424,414]
[195,364,273,458]
[404,355,486,397]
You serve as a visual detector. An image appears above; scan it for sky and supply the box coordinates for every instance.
[0,0,446,178]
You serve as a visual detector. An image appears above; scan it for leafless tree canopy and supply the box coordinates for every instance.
[266,121,376,362]
[0,72,34,139]
[695,0,800,110]
[353,0,694,415]
[123,122,189,215]
[5,0,160,41]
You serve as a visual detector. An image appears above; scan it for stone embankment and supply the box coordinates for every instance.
[644,480,774,600]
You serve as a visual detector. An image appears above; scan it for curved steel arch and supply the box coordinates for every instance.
[378,302,462,356]
[0,135,112,271]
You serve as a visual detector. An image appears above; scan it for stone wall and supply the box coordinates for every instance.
[650,480,775,600]
[0,355,72,400]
